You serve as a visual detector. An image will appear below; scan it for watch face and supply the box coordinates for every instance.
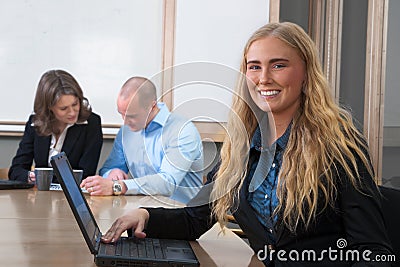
[113,181,122,195]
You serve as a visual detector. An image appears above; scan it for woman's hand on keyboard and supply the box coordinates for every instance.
[101,208,149,243]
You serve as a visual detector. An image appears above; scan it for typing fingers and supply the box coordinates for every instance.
[133,220,147,239]
[101,209,149,243]
[101,219,127,243]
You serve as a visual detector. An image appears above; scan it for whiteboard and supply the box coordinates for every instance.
[173,0,269,122]
[0,0,163,133]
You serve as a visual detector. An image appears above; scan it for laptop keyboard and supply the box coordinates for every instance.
[103,237,164,259]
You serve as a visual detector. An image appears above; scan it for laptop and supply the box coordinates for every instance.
[50,152,199,267]
[0,180,34,190]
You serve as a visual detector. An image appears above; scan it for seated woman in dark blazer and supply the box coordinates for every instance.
[9,69,103,183]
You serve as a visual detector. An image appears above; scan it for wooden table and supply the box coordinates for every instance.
[0,188,264,267]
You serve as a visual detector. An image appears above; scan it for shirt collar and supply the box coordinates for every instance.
[251,121,292,152]
[145,102,170,132]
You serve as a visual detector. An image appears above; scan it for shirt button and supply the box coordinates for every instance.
[272,163,276,168]
[265,194,269,199]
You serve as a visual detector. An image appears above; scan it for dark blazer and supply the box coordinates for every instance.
[9,113,103,182]
[143,148,394,266]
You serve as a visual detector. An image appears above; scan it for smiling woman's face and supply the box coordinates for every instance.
[246,36,306,122]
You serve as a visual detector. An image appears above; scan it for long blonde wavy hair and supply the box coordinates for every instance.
[211,22,374,232]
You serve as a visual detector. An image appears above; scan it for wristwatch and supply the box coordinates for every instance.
[112,180,122,196]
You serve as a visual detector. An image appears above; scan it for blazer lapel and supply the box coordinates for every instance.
[232,150,275,251]
[61,125,81,155]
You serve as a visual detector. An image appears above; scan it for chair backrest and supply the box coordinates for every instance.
[226,214,247,239]
[379,185,400,261]
[0,168,9,180]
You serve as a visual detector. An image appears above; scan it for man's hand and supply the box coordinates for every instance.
[80,175,114,196]
[101,208,150,243]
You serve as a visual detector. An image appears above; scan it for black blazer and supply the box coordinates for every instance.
[143,149,394,266]
[9,113,103,182]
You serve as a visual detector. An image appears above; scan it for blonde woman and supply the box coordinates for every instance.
[101,22,393,266]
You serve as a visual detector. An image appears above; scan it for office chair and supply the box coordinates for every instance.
[379,185,400,262]
[227,214,247,239]
[0,168,9,180]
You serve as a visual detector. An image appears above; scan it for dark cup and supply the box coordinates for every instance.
[34,168,53,191]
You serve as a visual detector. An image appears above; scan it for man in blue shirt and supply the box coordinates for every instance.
[81,77,203,204]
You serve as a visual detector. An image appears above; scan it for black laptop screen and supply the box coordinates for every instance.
[51,152,101,253]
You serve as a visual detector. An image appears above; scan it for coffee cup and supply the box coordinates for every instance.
[73,169,83,184]
[34,167,53,191]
